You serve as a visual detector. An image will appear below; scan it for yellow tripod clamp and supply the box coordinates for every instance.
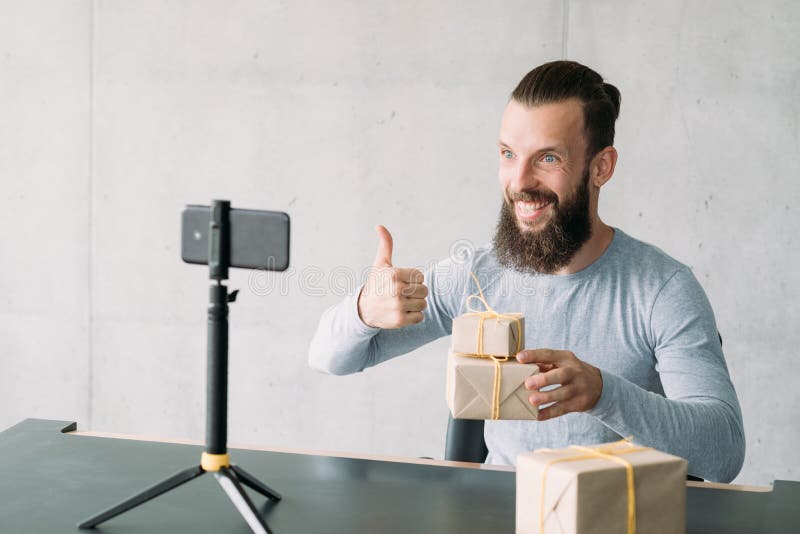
[200,452,231,472]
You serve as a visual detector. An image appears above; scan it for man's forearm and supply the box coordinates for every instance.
[587,370,745,483]
[308,291,380,375]
[308,281,453,376]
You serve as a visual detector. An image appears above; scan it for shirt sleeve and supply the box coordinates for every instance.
[307,257,463,375]
[586,267,745,482]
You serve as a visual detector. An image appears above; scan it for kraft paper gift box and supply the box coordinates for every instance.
[446,352,539,420]
[451,312,525,357]
[516,441,688,534]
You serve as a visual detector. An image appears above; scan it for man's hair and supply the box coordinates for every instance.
[511,60,621,161]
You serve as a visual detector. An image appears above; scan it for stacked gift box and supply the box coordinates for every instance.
[447,309,540,420]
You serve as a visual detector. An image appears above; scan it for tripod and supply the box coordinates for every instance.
[79,200,281,533]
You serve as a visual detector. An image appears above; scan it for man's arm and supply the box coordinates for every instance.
[308,226,461,375]
[588,267,745,482]
[519,267,745,483]
[307,277,453,375]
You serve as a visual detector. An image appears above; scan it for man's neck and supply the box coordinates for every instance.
[552,220,615,275]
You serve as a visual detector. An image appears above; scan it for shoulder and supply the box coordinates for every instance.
[611,228,690,285]
[610,230,718,346]
[603,228,710,318]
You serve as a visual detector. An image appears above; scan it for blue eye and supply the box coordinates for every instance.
[542,154,557,164]
[501,149,513,159]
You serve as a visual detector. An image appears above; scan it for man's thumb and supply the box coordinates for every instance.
[373,225,393,267]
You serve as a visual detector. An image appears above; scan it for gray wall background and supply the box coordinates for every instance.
[2,1,798,486]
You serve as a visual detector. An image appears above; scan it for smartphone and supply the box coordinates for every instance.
[181,204,290,271]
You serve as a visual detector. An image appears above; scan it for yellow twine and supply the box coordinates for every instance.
[536,438,650,534]
[460,353,509,420]
[461,272,523,420]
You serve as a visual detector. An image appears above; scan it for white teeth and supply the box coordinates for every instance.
[518,201,549,212]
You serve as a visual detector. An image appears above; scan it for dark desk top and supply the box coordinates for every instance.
[0,419,797,533]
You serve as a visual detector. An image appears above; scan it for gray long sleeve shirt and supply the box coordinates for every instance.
[308,228,745,482]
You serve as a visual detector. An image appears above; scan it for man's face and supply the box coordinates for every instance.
[493,98,594,274]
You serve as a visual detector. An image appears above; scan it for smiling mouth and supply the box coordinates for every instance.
[514,200,552,223]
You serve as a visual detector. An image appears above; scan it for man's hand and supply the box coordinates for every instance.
[516,349,604,421]
[357,225,428,329]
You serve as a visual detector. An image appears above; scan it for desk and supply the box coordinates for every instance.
[0,419,797,533]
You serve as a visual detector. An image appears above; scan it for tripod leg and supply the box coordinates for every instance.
[78,465,205,529]
[231,465,282,501]
[215,467,273,534]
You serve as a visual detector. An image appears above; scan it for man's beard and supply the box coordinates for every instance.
[492,168,592,274]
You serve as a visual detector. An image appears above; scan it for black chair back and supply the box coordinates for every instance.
[444,415,487,463]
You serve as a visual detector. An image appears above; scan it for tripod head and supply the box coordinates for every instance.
[208,200,231,281]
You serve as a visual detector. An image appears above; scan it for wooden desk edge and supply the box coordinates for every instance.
[67,429,513,472]
[67,430,772,492]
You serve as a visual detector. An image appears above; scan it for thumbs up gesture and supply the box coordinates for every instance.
[357,225,428,329]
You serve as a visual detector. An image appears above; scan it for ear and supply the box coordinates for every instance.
[590,146,617,188]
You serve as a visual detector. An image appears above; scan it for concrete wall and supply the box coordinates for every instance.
[1,0,798,486]
[1,2,92,434]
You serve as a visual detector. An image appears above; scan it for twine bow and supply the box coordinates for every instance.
[536,437,650,534]
[461,272,523,420]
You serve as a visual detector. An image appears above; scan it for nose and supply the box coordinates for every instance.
[507,158,539,195]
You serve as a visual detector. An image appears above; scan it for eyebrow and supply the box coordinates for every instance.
[497,140,568,155]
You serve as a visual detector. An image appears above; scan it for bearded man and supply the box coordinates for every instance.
[308,60,745,483]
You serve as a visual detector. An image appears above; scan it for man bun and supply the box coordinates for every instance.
[603,82,621,120]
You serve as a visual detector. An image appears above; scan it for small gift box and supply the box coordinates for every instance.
[451,312,525,357]
[446,352,539,420]
[516,440,688,534]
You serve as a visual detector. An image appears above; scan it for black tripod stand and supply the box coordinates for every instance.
[79,200,281,533]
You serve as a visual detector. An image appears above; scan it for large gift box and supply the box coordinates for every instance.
[516,440,688,534]
[446,352,539,420]
[451,312,525,357]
